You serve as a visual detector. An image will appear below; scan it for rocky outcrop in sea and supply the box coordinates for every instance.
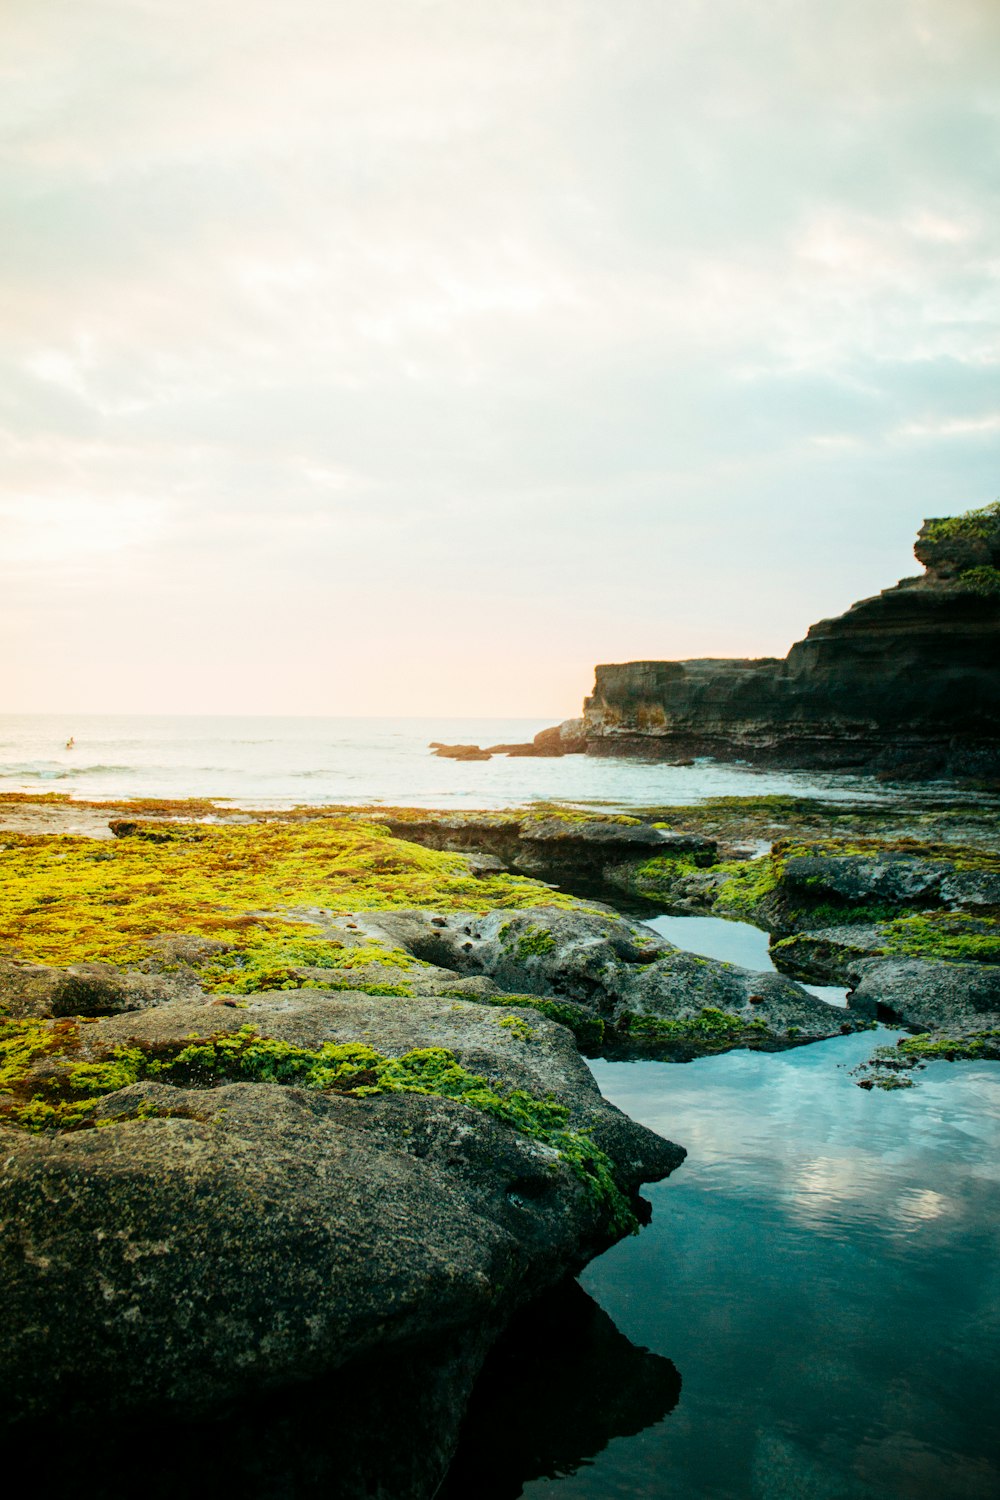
[562,502,1000,780]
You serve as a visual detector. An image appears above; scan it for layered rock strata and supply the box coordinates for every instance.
[572,504,1000,779]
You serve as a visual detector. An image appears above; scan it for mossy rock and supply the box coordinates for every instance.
[0,819,580,975]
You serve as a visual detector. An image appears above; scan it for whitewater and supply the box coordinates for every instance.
[0,712,901,810]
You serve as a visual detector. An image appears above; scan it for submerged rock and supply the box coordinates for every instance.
[852,1020,1000,1091]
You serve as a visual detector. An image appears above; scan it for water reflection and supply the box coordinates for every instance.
[522,1037,1000,1499]
[38,1277,682,1500]
[441,1280,681,1497]
[645,913,848,1006]
[645,913,775,971]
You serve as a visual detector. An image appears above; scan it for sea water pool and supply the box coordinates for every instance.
[446,1033,1000,1500]
[447,915,1000,1499]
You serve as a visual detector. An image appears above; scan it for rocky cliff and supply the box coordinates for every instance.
[576,502,1000,780]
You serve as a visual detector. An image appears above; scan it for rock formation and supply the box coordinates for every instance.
[0,810,693,1492]
[430,723,587,761]
[1,985,681,1486]
[366,905,868,1052]
[571,502,1000,779]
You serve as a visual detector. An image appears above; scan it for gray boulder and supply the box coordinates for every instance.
[1,988,681,1452]
[364,907,865,1049]
[848,957,1000,1031]
[782,853,952,904]
[772,926,895,984]
[780,851,1000,915]
[378,810,715,884]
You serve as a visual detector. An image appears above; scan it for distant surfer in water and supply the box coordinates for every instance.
[65,736,75,750]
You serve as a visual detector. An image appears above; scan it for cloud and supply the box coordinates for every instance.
[1,0,998,712]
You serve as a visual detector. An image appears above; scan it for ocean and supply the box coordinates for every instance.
[0,712,902,809]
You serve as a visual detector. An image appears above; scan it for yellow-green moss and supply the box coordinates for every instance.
[196,934,427,996]
[713,858,784,918]
[895,1029,1000,1061]
[0,819,577,970]
[855,1027,1000,1090]
[476,995,606,1049]
[0,1020,636,1232]
[515,928,557,959]
[517,805,641,827]
[624,855,706,896]
[877,912,1000,963]
[494,1014,537,1041]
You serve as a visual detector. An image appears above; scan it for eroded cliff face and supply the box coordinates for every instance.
[578,505,1000,780]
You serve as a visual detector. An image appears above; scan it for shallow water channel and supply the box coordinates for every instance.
[448,912,1000,1499]
[645,912,849,1008]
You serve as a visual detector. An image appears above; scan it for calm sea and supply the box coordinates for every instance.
[0,712,900,809]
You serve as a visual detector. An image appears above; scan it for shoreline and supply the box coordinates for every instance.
[2,789,998,1495]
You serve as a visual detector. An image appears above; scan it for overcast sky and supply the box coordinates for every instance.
[2,0,998,717]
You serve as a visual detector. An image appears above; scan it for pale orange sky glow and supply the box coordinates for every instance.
[2,0,999,716]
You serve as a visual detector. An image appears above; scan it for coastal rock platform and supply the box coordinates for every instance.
[556,503,1000,780]
[2,788,998,1486]
[2,989,679,1445]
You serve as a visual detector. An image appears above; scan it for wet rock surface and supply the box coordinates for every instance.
[847,957,1000,1031]
[1,987,681,1451]
[364,905,866,1049]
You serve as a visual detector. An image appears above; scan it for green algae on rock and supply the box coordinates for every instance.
[0,986,684,1439]
[853,1026,1000,1089]
[0,817,578,972]
[617,1006,773,1058]
[0,1012,637,1231]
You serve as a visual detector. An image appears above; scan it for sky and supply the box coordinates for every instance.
[2,0,998,717]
